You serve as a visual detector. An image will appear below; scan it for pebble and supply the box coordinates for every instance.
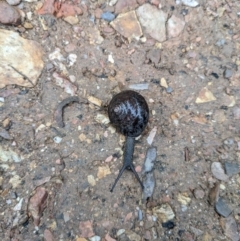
[87,175,96,186]
[167,15,185,39]
[110,11,142,42]
[117,229,125,236]
[223,69,233,79]
[125,230,141,241]
[224,162,239,176]
[193,189,205,199]
[115,0,138,14]
[211,162,229,181]
[166,87,173,93]
[6,0,21,5]
[0,2,21,25]
[64,16,79,25]
[178,193,191,205]
[195,87,216,103]
[215,197,232,217]
[143,147,157,173]
[0,29,44,88]
[162,220,175,229]
[101,12,115,22]
[215,39,225,47]
[152,203,175,222]
[136,4,167,42]
[53,136,62,143]
[146,126,157,145]
[142,171,155,200]
[89,236,101,241]
[97,166,111,179]
[44,229,54,241]
[224,216,239,241]
[0,146,21,163]
[79,221,94,238]
[129,83,149,90]
[160,78,168,88]
[180,0,199,7]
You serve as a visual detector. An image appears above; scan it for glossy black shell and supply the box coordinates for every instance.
[108,90,149,137]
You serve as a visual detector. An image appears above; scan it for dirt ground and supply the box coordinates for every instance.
[0,0,240,240]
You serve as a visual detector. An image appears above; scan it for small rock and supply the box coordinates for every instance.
[101,12,115,22]
[0,146,21,163]
[221,95,235,107]
[162,220,175,229]
[44,229,54,241]
[53,136,62,144]
[89,27,104,45]
[215,197,232,217]
[64,16,79,25]
[0,2,21,25]
[193,189,205,199]
[52,72,77,96]
[142,171,155,200]
[95,114,110,125]
[6,0,21,5]
[28,187,48,226]
[181,0,199,7]
[215,39,225,47]
[23,22,33,29]
[87,175,96,186]
[13,198,23,211]
[125,230,141,241]
[109,0,118,6]
[178,192,191,205]
[224,216,239,241]
[9,175,22,188]
[224,162,239,176]
[167,15,185,39]
[136,4,167,42]
[160,78,168,88]
[146,126,157,145]
[195,87,216,103]
[223,69,233,79]
[129,83,149,90]
[152,203,175,222]
[166,87,173,93]
[117,229,125,236]
[211,162,229,181]
[97,166,111,179]
[0,29,44,88]
[110,11,142,42]
[143,147,157,173]
[79,220,94,238]
[115,0,138,14]
[89,236,101,241]
[67,53,77,66]
[87,96,102,107]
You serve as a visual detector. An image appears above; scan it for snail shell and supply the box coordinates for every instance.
[108,90,149,137]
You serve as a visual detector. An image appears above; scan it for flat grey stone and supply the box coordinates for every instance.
[224,162,239,176]
[215,197,232,217]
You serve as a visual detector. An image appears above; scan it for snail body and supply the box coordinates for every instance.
[108,90,149,192]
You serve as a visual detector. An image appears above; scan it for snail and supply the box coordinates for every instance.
[108,90,149,192]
